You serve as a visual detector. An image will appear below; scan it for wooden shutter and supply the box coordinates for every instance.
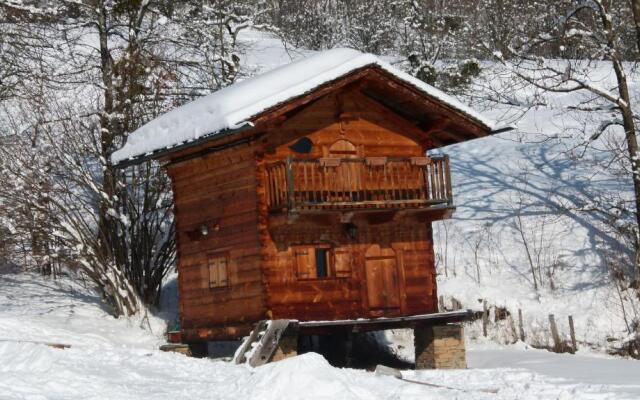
[294,246,316,279]
[208,257,219,287]
[218,257,228,286]
[333,248,352,278]
[208,255,229,288]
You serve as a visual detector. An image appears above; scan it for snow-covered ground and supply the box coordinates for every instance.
[2,270,640,400]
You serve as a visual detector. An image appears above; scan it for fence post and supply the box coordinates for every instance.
[518,309,525,342]
[568,315,577,353]
[508,314,518,343]
[549,314,562,352]
[452,298,462,310]
[482,300,488,337]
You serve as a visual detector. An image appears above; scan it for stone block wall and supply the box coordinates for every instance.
[270,334,298,362]
[415,323,466,369]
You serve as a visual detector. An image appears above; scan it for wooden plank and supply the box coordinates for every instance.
[549,314,562,352]
[483,300,488,337]
[247,320,294,367]
[299,310,473,329]
[518,309,526,342]
[234,320,267,364]
[569,315,577,352]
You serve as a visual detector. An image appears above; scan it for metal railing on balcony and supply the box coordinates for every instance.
[265,156,453,212]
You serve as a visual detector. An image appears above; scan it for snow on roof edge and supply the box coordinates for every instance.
[112,48,495,165]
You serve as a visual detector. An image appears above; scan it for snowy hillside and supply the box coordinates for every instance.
[2,268,640,399]
[237,31,640,353]
[433,63,640,352]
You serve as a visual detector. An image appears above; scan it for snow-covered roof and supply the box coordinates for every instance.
[111,48,495,165]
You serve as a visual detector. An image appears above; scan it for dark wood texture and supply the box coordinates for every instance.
[167,143,267,342]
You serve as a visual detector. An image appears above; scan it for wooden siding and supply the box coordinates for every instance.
[265,156,452,211]
[259,90,439,322]
[167,143,267,341]
[166,87,449,341]
[262,222,437,320]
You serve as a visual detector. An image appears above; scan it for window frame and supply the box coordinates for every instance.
[292,244,351,281]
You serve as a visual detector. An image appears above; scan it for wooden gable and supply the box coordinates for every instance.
[158,66,492,167]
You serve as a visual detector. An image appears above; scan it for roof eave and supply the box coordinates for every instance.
[112,123,253,169]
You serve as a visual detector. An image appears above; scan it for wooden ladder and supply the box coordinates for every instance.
[233,319,297,367]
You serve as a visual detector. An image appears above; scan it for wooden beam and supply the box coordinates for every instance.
[424,118,450,134]
[299,310,474,334]
[434,130,470,143]
[350,91,439,149]
[365,68,489,138]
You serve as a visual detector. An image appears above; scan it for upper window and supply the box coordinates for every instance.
[293,245,351,280]
[289,137,313,154]
[328,139,358,158]
[315,248,329,278]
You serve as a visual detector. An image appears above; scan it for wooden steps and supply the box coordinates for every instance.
[233,319,299,367]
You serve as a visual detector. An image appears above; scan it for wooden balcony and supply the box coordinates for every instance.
[265,155,453,213]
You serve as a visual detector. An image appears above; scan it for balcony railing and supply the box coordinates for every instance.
[265,156,453,212]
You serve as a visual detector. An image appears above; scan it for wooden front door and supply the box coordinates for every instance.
[364,245,400,311]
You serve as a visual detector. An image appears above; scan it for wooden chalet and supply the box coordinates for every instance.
[113,48,501,368]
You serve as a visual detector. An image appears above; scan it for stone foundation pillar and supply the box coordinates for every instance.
[414,323,466,369]
[270,330,298,362]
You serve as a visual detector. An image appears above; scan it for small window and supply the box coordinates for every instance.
[315,248,329,278]
[208,254,229,288]
[328,139,358,158]
[294,245,351,280]
[289,137,313,154]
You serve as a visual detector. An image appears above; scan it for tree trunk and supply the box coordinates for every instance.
[631,0,640,54]
[603,4,640,276]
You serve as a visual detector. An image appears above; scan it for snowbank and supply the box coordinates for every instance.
[2,271,640,400]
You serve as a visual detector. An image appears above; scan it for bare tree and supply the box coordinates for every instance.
[0,0,268,315]
[494,1,640,277]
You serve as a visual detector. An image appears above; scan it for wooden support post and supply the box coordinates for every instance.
[508,314,518,343]
[548,314,562,352]
[518,309,525,342]
[285,155,295,211]
[271,333,298,362]
[482,300,488,337]
[438,295,445,312]
[344,332,354,368]
[568,315,577,353]
[443,155,453,205]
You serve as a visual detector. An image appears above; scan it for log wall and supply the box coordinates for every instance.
[167,143,266,341]
[167,88,444,341]
[259,90,439,321]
